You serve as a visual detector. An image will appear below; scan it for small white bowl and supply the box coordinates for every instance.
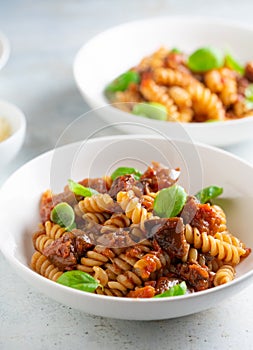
[0,30,10,71]
[73,17,253,147]
[0,135,253,320]
[0,100,26,168]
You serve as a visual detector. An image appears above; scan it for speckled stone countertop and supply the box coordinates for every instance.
[1,1,253,349]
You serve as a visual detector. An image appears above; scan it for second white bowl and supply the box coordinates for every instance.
[73,16,253,146]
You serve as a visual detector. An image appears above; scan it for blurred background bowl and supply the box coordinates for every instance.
[0,100,26,168]
[73,16,253,147]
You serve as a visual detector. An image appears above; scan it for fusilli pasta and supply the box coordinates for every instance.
[30,161,251,298]
[105,47,253,122]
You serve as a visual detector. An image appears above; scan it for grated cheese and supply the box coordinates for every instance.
[0,117,11,142]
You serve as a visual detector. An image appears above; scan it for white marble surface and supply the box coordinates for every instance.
[1,1,253,349]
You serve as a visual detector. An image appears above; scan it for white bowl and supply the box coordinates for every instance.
[0,30,10,70]
[0,135,253,320]
[0,100,26,168]
[73,17,253,147]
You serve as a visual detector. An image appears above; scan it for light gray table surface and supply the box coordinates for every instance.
[1,1,253,349]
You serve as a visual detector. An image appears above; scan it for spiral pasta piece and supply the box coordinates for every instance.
[93,266,108,286]
[204,69,223,93]
[140,194,157,211]
[114,88,144,112]
[168,86,192,108]
[214,231,245,249]
[45,221,67,239]
[214,264,235,286]
[139,77,180,121]
[181,245,223,272]
[185,224,246,265]
[187,83,225,121]
[83,212,111,224]
[212,204,227,232]
[117,190,152,228]
[136,47,169,72]
[133,253,163,279]
[78,193,119,214]
[153,67,193,87]
[220,79,237,107]
[32,231,54,253]
[30,251,63,281]
[102,175,113,190]
[103,213,131,228]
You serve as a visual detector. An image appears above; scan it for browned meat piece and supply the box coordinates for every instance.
[237,76,249,95]
[171,262,214,291]
[144,217,169,239]
[43,230,94,270]
[146,217,188,259]
[141,161,180,192]
[245,62,253,82]
[155,276,181,294]
[40,190,54,223]
[71,229,94,255]
[96,228,135,248]
[190,203,222,236]
[79,177,109,194]
[180,196,199,224]
[108,174,143,199]
[43,232,77,271]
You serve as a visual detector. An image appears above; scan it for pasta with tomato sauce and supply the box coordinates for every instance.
[30,161,251,298]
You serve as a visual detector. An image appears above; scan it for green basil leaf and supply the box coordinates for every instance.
[225,52,244,75]
[50,202,75,230]
[245,84,253,110]
[205,119,222,123]
[195,185,223,204]
[57,271,99,292]
[154,281,187,298]
[245,84,253,101]
[68,179,98,197]
[154,185,187,218]
[188,47,224,72]
[105,70,140,93]
[170,48,181,53]
[132,102,167,121]
[111,167,142,181]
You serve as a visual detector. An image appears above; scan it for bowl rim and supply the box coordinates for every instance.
[0,30,10,71]
[0,99,26,145]
[1,134,253,303]
[73,15,253,127]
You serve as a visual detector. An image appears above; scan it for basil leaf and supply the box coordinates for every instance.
[154,185,187,218]
[132,102,167,121]
[105,70,140,93]
[188,47,224,72]
[154,281,187,298]
[57,271,99,292]
[195,185,223,204]
[68,179,98,197]
[170,48,181,53]
[225,52,244,75]
[111,167,142,181]
[245,84,253,109]
[50,202,75,230]
[205,119,221,123]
